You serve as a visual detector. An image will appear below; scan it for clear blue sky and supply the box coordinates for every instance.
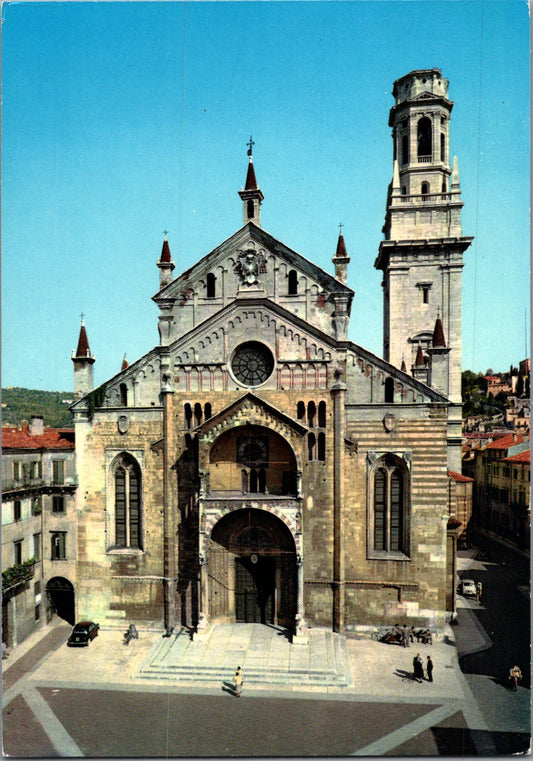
[2,0,529,392]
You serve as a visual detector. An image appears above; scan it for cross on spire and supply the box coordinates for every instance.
[80,312,85,325]
[247,135,255,156]
[163,230,169,237]
[338,222,344,233]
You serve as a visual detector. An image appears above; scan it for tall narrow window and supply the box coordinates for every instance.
[318,401,326,428]
[247,200,254,219]
[51,532,66,560]
[204,403,212,420]
[297,401,306,420]
[52,495,65,513]
[384,377,395,403]
[370,455,409,556]
[206,273,216,298]
[14,540,22,565]
[307,401,316,428]
[317,432,326,462]
[52,460,65,485]
[184,403,192,429]
[120,384,128,407]
[288,269,298,295]
[308,433,316,461]
[421,182,429,195]
[401,135,409,165]
[440,133,445,162]
[112,454,142,550]
[33,533,41,562]
[194,403,202,426]
[417,117,432,159]
[14,500,21,522]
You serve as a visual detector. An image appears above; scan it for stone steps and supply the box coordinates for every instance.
[136,627,352,687]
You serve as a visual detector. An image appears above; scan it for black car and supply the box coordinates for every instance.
[67,621,100,646]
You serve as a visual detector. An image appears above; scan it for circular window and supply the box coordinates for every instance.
[231,341,274,386]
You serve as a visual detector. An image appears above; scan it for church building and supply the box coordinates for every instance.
[70,69,472,639]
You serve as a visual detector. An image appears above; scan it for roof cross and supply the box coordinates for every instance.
[247,135,255,156]
[338,222,344,233]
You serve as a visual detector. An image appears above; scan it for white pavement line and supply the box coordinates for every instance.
[21,685,84,757]
[352,701,459,756]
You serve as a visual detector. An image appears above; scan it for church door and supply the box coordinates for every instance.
[235,556,275,624]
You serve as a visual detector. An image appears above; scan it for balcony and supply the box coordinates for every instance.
[2,559,36,593]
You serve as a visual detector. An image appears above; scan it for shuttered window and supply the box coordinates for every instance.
[371,457,408,555]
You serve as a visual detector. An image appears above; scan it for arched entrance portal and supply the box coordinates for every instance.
[209,509,296,628]
[46,577,75,625]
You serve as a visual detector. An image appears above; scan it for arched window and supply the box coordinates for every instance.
[194,403,202,426]
[317,432,326,462]
[384,377,395,403]
[204,403,212,420]
[184,403,192,429]
[308,433,316,461]
[421,182,430,196]
[112,454,142,550]
[247,200,254,219]
[297,401,306,420]
[318,401,326,428]
[401,135,409,165]
[370,455,409,556]
[288,269,298,295]
[120,383,128,407]
[307,401,316,428]
[440,133,446,163]
[417,117,432,159]
[206,273,216,298]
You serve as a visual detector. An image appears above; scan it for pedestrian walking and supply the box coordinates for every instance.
[234,666,243,697]
[401,626,410,647]
[426,655,434,682]
[476,581,482,603]
[413,654,424,683]
[509,665,522,691]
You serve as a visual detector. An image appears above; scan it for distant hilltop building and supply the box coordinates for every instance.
[69,70,472,638]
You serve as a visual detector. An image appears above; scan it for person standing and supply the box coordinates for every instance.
[413,654,424,683]
[234,666,243,697]
[476,581,482,603]
[426,655,434,682]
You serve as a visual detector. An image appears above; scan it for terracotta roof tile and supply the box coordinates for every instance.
[2,427,75,451]
[485,434,523,450]
[448,470,474,482]
[504,449,530,464]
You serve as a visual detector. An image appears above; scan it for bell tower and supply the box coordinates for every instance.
[375,69,473,471]
[238,136,264,227]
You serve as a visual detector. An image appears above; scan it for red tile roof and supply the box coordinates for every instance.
[448,470,474,483]
[432,316,446,348]
[2,427,75,451]
[485,434,523,450]
[504,449,530,464]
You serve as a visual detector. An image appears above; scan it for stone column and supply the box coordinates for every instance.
[293,553,309,644]
[196,550,210,637]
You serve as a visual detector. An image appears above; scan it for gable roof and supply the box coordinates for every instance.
[153,222,354,304]
[193,392,308,437]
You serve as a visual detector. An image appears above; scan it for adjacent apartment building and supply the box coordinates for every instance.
[2,417,77,647]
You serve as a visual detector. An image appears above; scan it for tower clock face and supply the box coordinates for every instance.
[231,341,274,386]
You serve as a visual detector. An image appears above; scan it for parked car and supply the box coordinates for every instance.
[460,579,477,597]
[67,621,100,646]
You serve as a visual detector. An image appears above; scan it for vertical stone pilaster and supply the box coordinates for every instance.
[162,387,176,634]
[331,368,347,632]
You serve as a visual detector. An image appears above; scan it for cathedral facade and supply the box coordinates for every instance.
[71,69,471,638]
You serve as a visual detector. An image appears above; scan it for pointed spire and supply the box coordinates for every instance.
[157,232,175,289]
[332,224,350,285]
[75,315,92,359]
[401,358,407,373]
[415,344,425,367]
[391,158,401,195]
[451,155,460,190]
[239,137,264,227]
[160,234,172,263]
[122,353,129,371]
[432,312,446,348]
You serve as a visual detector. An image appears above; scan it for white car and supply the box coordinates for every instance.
[461,579,477,597]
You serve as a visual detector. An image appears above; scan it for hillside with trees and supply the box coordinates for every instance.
[1,388,74,428]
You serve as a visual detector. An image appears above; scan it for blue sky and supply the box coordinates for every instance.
[2,0,530,392]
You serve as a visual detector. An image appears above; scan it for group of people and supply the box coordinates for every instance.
[413,653,433,683]
[382,624,432,647]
